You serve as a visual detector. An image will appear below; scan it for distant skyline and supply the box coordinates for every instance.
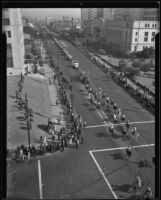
[21,8,81,20]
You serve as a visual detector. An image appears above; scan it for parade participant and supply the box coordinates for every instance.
[122,126,127,140]
[121,113,126,122]
[86,83,89,90]
[132,176,143,192]
[126,146,132,159]
[89,87,92,93]
[98,87,102,94]
[97,101,101,109]
[113,114,117,123]
[144,187,153,199]
[131,127,139,141]
[117,108,122,120]
[125,120,130,131]
[109,124,114,135]
[102,92,106,99]
[106,97,110,104]
[113,102,117,111]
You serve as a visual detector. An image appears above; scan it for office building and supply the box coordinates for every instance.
[2,8,25,75]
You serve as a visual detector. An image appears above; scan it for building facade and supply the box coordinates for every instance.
[105,20,159,54]
[2,8,25,75]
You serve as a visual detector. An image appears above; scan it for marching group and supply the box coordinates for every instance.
[84,83,154,199]
[81,49,155,114]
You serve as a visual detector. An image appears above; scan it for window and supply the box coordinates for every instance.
[135,38,137,42]
[152,32,155,36]
[151,37,155,42]
[147,24,150,27]
[152,24,154,28]
[155,24,157,28]
[145,24,147,27]
[2,18,10,25]
[135,32,138,36]
[134,46,137,51]
[7,44,13,68]
[7,31,11,38]
[7,43,11,49]
[144,32,148,36]
[144,37,148,42]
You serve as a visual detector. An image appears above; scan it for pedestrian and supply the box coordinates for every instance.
[20,148,24,160]
[49,77,51,84]
[27,148,31,160]
[75,136,79,149]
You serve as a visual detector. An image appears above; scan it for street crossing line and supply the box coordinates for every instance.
[90,143,155,153]
[89,143,154,199]
[89,151,118,199]
[86,120,155,129]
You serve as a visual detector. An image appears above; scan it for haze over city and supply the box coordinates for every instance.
[3,7,158,200]
[22,8,81,20]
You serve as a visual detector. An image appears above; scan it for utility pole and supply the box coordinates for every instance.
[25,93,31,151]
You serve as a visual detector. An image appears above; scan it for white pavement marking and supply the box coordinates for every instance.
[86,120,155,129]
[90,143,155,153]
[89,151,118,199]
[38,160,43,199]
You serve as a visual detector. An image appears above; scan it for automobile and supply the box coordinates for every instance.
[72,60,79,69]
[80,71,89,84]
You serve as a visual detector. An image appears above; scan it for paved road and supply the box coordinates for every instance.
[11,34,155,199]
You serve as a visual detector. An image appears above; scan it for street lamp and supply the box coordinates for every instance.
[25,93,32,151]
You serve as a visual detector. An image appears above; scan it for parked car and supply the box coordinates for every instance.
[72,60,79,69]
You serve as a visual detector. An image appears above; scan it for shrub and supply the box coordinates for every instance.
[118,59,127,68]
[140,63,152,72]
[132,60,142,68]
[141,47,155,58]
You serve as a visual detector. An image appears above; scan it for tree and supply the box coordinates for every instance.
[140,63,152,72]
[141,47,155,58]
[126,66,140,78]
[132,59,142,69]
[118,59,127,68]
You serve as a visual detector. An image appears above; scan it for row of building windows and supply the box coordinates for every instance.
[134,45,154,51]
[145,23,157,28]
[2,18,10,26]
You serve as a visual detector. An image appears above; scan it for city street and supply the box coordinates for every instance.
[11,34,155,199]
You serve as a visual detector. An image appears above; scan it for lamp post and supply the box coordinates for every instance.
[25,93,31,151]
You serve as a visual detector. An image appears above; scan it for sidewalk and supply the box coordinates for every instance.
[43,63,69,132]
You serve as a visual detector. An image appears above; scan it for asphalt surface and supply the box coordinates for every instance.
[10,34,155,199]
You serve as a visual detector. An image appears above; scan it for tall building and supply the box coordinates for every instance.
[103,8,115,20]
[103,8,159,54]
[2,8,25,75]
[113,8,159,21]
[105,20,159,54]
[81,8,104,35]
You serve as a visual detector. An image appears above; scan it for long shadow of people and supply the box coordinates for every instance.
[111,183,131,193]
[109,152,126,161]
[37,124,48,133]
